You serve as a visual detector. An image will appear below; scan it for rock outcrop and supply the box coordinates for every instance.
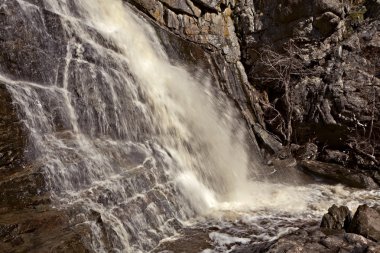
[129,0,240,62]
[234,0,380,187]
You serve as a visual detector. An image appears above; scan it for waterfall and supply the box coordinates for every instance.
[2,0,256,251]
[2,0,380,252]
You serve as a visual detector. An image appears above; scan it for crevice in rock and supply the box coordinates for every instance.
[190,0,219,14]
[219,2,228,13]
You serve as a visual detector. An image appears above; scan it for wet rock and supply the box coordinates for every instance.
[348,204,380,242]
[0,0,66,85]
[321,205,352,231]
[260,227,373,253]
[299,160,379,189]
[252,123,283,154]
[233,205,379,253]
[293,142,318,160]
[320,149,349,165]
[0,83,26,175]
[0,167,50,212]
[0,207,93,253]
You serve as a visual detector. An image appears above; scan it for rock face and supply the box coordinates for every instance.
[0,83,26,176]
[0,1,92,251]
[129,0,240,62]
[234,0,380,187]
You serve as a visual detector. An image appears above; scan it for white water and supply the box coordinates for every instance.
[3,0,380,252]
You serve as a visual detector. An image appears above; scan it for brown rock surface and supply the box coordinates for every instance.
[348,204,380,242]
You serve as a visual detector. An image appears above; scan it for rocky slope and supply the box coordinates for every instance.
[234,0,380,187]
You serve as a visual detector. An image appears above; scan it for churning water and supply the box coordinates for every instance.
[2,0,380,252]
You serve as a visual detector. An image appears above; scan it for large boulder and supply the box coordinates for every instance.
[348,204,380,242]
[321,205,352,230]
[299,160,379,189]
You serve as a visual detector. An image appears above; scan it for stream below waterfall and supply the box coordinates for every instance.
[3,0,380,252]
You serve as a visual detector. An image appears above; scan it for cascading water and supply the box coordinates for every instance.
[3,0,257,251]
[2,0,380,252]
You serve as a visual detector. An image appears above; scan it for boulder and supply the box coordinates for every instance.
[299,160,379,189]
[321,205,352,230]
[313,11,341,36]
[320,149,349,165]
[348,204,380,242]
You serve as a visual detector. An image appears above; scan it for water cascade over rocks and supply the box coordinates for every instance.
[2,0,380,252]
[3,0,255,250]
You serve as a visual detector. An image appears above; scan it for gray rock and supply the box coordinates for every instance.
[320,149,349,165]
[321,205,352,231]
[299,160,379,189]
[252,123,283,154]
[293,143,318,160]
[348,204,380,242]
